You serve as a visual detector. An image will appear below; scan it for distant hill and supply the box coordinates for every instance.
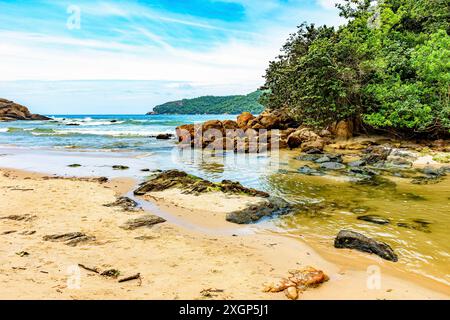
[148,91,264,115]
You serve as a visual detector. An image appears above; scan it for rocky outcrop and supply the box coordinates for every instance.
[134,170,269,198]
[0,98,50,121]
[334,230,398,262]
[134,170,292,224]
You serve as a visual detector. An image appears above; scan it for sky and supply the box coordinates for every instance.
[0,0,344,114]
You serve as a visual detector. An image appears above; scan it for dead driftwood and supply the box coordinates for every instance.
[118,273,141,284]
[78,264,100,274]
[78,264,139,283]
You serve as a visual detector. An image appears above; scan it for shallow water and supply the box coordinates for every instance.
[0,115,449,286]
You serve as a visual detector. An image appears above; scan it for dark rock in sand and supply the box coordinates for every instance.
[334,230,398,262]
[141,168,151,172]
[104,197,139,211]
[43,232,95,247]
[68,164,82,168]
[226,198,291,224]
[357,215,390,225]
[0,214,36,222]
[320,162,346,170]
[120,215,166,230]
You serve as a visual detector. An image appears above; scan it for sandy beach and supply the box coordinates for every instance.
[1,167,448,300]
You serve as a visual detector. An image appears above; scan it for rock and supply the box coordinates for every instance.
[134,170,269,198]
[222,120,239,130]
[397,221,431,233]
[258,114,280,130]
[156,133,173,140]
[287,133,302,149]
[357,215,390,225]
[68,164,82,168]
[385,157,413,169]
[287,128,320,149]
[175,124,195,144]
[320,162,346,170]
[296,154,322,161]
[334,120,353,140]
[226,198,291,224]
[207,137,235,151]
[120,215,166,230]
[104,197,139,211]
[43,232,95,247]
[285,287,298,300]
[201,120,224,132]
[237,112,255,128]
[348,160,366,167]
[422,167,446,177]
[301,139,325,152]
[334,230,398,262]
[298,166,323,176]
[305,148,323,155]
[112,165,129,170]
[363,146,392,165]
[0,98,50,121]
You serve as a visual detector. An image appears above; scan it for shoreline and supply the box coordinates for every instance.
[0,167,448,300]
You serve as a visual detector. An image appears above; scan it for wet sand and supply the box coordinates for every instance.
[0,168,448,300]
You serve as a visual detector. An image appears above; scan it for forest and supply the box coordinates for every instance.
[260,0,449,137]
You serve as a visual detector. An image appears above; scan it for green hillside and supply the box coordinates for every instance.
[149,91,264,115]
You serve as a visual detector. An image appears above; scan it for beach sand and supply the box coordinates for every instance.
[0,168,448,300]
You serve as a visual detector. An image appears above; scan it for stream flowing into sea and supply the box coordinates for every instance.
[0,114,449,287]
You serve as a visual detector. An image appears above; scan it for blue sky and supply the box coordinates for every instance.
[0,0,344,114]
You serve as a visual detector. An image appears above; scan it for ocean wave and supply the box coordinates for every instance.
[31,129,174,138]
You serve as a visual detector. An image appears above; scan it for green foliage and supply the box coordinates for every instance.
[261,0,450,135]
[152,91,264,115]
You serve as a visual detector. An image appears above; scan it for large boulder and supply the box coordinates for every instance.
[0,98,50,121]
[175,124,195,144]
[287,128,320,149]
[334,230,398,262]
[222,120,239,130]
[237,112,255,128]
[258,114,280,130]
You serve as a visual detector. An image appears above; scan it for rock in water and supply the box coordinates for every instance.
[156,133,173,140]
[357,215,390,225]
[334,230,398,262]
[320,162,346,170]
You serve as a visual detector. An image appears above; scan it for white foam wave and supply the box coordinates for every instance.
[31,129,174,137]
